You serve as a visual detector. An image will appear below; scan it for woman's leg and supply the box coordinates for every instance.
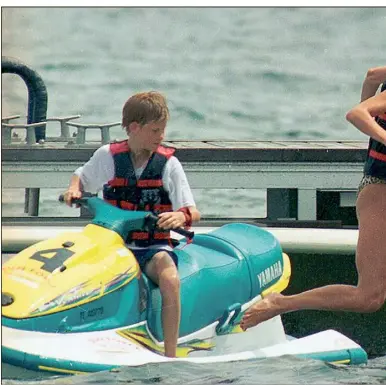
[353,183,386,310]
[144,251,180,357]
[240,183,386,330]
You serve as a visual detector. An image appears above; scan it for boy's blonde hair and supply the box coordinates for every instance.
[122,91,170,130]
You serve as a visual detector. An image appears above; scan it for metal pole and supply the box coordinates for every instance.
[24,188,30,214]
[27,188,40,216]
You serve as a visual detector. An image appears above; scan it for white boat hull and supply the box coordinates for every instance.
[2,315,367,374]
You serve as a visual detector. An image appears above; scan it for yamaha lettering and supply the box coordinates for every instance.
[257,261,283,288]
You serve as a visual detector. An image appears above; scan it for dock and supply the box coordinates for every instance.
[2,139,367,225]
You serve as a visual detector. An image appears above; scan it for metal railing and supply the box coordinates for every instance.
[2,115,121,145]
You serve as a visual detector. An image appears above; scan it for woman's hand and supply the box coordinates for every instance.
[364,67,386,84]
[361,66,386,102]
[347,92,386,146]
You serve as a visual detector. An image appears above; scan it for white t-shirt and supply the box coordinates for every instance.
[74,144,196,211]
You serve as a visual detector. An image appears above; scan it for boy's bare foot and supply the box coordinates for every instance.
[240,293,283,331]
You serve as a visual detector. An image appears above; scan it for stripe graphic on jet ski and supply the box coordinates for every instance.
[29,266,138,316]
[117,324,214,357]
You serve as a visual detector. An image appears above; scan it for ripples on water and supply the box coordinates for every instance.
[2,356,386,385]
[2,6,386,384]
[3,8,386,142]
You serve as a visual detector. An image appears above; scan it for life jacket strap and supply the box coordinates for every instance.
[131,231,170,240]
[137,179,163,188]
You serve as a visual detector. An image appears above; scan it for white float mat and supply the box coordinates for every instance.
[2,321,362,367]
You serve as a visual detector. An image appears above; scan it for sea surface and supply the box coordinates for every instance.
[2,6,386,384]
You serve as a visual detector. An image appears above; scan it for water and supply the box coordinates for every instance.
[2,6,386,384]
[2,358,386,385]
[3,8,386,141]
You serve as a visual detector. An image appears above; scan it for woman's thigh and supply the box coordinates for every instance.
[355,183,386,292]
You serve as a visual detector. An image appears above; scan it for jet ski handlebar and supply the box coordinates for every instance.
[144,212,194,240]
[58,192,96,205]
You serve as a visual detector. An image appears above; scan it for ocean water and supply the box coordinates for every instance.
[3,7,386,141]
[2,6,386,384]
[2,357,386,385]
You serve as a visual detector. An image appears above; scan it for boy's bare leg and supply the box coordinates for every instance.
[145,251,180,357]
[241,183,386,331]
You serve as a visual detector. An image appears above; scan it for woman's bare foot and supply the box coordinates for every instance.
[240,293,284,331]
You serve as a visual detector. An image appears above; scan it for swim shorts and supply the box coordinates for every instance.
[132,247,178,271]
[358,175,386,194]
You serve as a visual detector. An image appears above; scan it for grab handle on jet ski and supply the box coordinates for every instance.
[146,213,195,241]
[172,226,195,240]
[58,192,97,205]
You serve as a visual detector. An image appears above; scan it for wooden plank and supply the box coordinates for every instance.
[2,141,368,163]
[4,140,369,149]
[205,141,288,149]
[305,141,368,149]
[272,141,333,149]
[340,141,369,149]
[164,141,218,149]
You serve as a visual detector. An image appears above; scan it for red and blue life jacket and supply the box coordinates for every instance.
[102,140,175,246]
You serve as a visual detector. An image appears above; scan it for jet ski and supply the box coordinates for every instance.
[1,194,367,374]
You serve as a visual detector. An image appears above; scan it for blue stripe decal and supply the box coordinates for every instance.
[2,346,118,374]
[297,347,367,365]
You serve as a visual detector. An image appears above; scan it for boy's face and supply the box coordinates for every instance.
[133,120,167,152]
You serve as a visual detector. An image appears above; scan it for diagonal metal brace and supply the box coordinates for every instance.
[67,121,121,144]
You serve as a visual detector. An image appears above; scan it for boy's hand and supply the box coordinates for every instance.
[63,189,82,207]
[157,211,186,229]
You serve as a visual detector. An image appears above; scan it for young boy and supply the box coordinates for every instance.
[63,91,201,357]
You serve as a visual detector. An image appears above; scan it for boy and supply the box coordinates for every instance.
[63,91,201,357]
